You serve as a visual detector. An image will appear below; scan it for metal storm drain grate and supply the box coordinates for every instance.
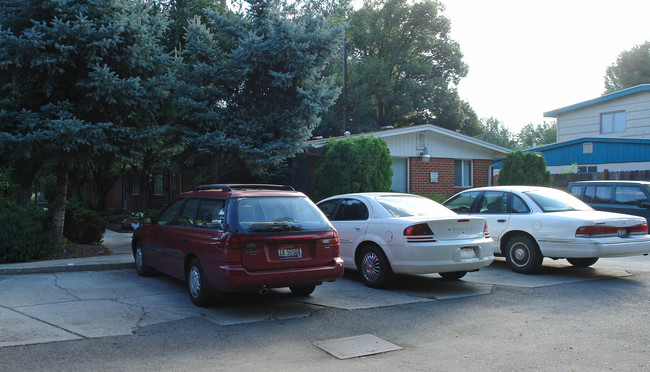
[314,334,402,359]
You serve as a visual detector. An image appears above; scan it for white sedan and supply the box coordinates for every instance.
[316,193,494,288]
[443,186,650,273]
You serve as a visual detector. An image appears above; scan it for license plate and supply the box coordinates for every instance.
[278,246,302,259]
[617,228,628,238]
[460,248,476,259]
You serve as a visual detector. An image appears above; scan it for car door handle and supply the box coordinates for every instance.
[182,238,189,244]
[160,234,165,239]
[497,219,507,223]
[354,226,362,231]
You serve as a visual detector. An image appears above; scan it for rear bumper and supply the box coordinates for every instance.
[388,239,495,274]
[539,236,650,258]
[205,257,345,291]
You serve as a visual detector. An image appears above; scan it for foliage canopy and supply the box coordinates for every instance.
[605,41,650,93]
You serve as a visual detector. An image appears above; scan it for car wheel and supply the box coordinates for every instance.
[505,235,543,274]
[567,257,599,267]
[289,285,316,297]
[134,243,154,277]
[439,271,468,280]
[187,258,211,307]
[359,245,392,288]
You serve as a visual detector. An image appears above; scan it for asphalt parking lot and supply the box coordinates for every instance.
[1,254,643,348]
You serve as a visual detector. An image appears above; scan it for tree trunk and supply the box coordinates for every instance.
[52,156,71,239]
[12,159,40,207]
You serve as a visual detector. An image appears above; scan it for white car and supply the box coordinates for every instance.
[316,193,494,288]
[443,186,650,273]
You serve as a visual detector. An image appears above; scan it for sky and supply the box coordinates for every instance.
[440,0,650,133]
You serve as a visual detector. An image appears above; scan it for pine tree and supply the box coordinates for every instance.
[0,0,172,237]
[173,0,343,179]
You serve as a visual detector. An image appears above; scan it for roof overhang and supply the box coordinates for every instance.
[307,124,511,154]
[544,84,650,118]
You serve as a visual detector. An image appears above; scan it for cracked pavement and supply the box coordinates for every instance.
[2,256,646,348]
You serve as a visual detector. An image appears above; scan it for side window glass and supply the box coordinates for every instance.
[595,186,612,203]
[317,199,340,219]
[175,198,199,226]
[157,199,185,226]
[568,185,583,197]
[584,186,596,203]
[615,186,647,205]
[195,198,226,229]
[478,191,508,214]
[334,199,369,221]
[511,195,530,214]
[444,191,479,214]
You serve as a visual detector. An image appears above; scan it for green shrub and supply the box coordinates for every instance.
[0,204,53,263]
[424,193,447,203]
[311,136,393,201]
[64,201,106,244]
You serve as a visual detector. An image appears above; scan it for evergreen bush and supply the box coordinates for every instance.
[311,136,393,201]
[0,204,53,263]
[64,201,106,244]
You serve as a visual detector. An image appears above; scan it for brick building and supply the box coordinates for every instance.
[300,124,510,199]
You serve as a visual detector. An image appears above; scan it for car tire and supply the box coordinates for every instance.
[187,258,211,307]
[289,285,316,296]
[134,243,155,277]
[439,271,468,280]
[505,235,543,274]
[358,245,393,288]
[567,257,599,267]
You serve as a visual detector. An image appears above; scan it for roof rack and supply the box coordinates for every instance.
[193,184,295,192]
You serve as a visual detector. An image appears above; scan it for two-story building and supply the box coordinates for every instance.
[535,84,650,175]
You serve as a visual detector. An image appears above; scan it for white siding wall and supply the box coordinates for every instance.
[383,132,497,159]
[557,91,650,142]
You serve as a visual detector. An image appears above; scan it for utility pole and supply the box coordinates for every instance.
[342,37,349,133]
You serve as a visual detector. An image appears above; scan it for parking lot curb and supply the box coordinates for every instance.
[0,262,134,275]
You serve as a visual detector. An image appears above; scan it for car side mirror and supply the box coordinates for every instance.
[640,202,650,209]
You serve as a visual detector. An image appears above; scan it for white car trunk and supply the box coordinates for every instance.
[426,217,486,240]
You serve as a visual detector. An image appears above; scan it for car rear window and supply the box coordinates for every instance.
[376,195,456,217]
[524,189,593,213]
[232,196,331,233]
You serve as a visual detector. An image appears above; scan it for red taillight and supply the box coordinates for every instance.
[484,221,491,239]
[404,223,436,243]
[575,225,618,238]
[218,233,263,250]
[629,223,649,235]
[316,230,340,256]
[404,223,434,236]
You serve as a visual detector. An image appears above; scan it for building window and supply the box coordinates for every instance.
[583,142,593,154]
[153,173,163,196]
[600,111,625,134]
[131,175,140,196]
[577,166,597,173]
[454,159,472,187]
[416,132,425,150]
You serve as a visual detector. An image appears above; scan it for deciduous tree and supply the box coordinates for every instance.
[605,41,650,93]
[518,121,557,149]
[322,0,471,134]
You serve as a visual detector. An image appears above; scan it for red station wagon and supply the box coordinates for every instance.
[132,184,344,306]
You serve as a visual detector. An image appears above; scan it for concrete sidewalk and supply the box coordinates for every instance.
[0,230,134,275]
